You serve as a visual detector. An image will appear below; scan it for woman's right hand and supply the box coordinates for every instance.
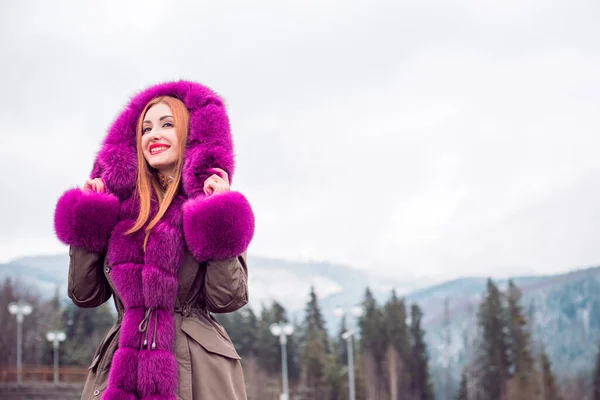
[82,178,106,193]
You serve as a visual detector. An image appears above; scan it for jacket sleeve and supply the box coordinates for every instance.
[203,252,248,313]
[68,246,112,308]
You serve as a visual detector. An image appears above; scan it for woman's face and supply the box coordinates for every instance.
[141,102,180,176]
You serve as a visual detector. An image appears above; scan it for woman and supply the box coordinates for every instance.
[54,81,255,400]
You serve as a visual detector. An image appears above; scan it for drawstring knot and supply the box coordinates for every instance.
[138,307,159,350]
[182,303,192,318]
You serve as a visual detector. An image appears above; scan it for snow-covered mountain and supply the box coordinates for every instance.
[1,253,598,389]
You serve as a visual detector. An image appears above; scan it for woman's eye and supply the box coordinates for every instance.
[163,122,174,128]
[142,127,151,134]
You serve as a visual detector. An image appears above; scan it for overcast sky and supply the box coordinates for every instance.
[1,0,599,283]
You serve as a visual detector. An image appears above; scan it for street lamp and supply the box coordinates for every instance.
[270,322,294,400]
[334,305,363,400]
[8,301,33,384]
[46,330,66,384]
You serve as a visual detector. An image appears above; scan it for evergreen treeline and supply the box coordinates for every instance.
[458,279,564,400]
[217,286,433,400]
[0,277,114,368]
[2,275,600,399]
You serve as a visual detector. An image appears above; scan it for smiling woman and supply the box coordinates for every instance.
[126,96,191,250]
[140,97,186,178]
[53,81,255,400]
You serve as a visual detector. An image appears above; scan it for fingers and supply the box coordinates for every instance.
[83,178,105,193]
[203,168,233,197]
[203,175,230,197]
[97,178,105,193]
[207,168,229,184]
[203,181,215,196]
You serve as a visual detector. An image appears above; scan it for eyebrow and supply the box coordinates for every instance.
[143,115,173,124]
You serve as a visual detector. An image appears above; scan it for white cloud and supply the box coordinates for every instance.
[1,0,599,282]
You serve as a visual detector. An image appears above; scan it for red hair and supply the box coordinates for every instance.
[126,96,190,250]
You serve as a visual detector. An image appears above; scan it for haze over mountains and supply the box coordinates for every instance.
[1,252,598,385]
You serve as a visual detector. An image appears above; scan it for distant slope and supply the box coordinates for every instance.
[1,253,598,386]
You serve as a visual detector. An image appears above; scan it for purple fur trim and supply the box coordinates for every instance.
[102,387,138,400]
[146,310,175,352]
[120,196,141,221]
[183,191,255,262]
[99,143,137,200]
[94,81,234,200]
[110,263,144,308]
[108,220,145,265]
[144,221,185,275]
[54,188,120,253]
[118,307,145,349]
[108,348,139,392]
[183,103,235,198]
[137,350,178,397]
[141,395,177,400]
[142,266,178,309]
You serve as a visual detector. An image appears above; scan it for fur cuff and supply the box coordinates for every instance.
[183,191,254,262]
[54,188,120,253]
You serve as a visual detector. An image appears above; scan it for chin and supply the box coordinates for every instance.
[149,160,177,173]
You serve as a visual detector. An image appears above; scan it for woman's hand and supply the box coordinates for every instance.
[204,168,230,197]
[82,178,106,193]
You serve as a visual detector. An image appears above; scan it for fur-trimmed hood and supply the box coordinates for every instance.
[55,80,254,262]
[92,80,236,200]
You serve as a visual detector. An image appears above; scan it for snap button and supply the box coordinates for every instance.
[105,267,111,273]
[93,389,100,396]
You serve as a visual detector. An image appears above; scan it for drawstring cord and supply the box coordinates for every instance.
[137,304,200,350]
[151,310,158,350]
[138,307,158,351]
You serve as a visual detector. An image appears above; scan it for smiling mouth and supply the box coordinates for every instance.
[150,145,170,155]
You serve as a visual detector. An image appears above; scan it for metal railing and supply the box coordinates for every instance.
[0,365,88,384]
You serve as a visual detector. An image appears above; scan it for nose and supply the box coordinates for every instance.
[150,130,162,140]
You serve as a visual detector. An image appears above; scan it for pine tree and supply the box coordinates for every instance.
[337,315,348,366]
[385,290,410,362]
[384,290,411,399]
[506,280,534,376]
[219,308,259,358]
[240,308,259,357]
[354,349,368,400]
[325,340,348,400]
[505,280,538,400]
[61,301,115,366]
[540,348,562,400]
[256,302,289,375]
[595,343,600,400]
[409,303,434,400]
[358,288,386,364]
[476,279,510,400]
[456,369,468,400]
[299,286,329,399]
[358,287,387,399]
[0,278,17,366]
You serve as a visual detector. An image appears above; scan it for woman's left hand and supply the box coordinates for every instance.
[204,168,230,197]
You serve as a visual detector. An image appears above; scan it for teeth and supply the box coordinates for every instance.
[151,146,168,154]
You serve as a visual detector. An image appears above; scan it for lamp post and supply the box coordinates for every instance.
[46,330,66,384]
[270,322,294,400]
[334,305,363,400]
[8,301,33,384]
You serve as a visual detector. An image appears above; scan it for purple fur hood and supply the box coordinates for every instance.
[53,81,255,399]
[54,80,255,260]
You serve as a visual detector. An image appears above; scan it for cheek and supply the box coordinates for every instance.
[167,132,180,157]
[140,138,151,160]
